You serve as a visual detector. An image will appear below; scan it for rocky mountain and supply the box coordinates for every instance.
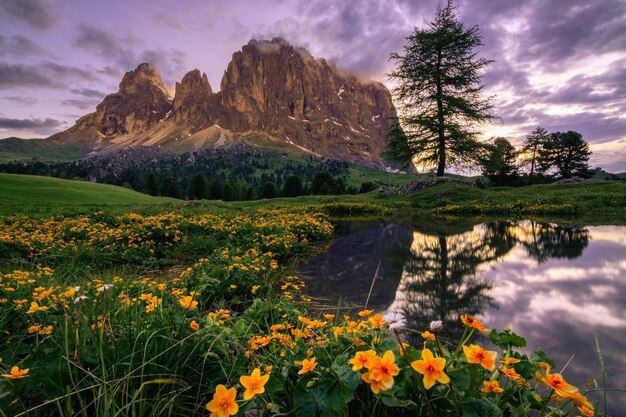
[47,38,397,167]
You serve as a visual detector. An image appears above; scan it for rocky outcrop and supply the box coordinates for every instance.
[173,69,216,129]
[48,39,398,167]
[214,39,396,165]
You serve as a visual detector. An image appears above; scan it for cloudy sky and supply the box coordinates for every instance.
[1,0,625,171]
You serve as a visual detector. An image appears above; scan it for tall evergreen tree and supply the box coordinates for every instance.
[282,175,303,197]
[188,173,209,200]
[387,0,494,176]
[145,172,159,196]
[521,126,549,175]
[538,131,592,178]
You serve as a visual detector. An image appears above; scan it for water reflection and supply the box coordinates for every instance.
[299,220,626,415]
[388,223,517,342]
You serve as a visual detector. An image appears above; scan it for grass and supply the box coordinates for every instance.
[1,172,625,221]
[0,137,87,162]
[0,173,177,215]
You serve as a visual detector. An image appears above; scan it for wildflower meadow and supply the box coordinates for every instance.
[0,205,598,416]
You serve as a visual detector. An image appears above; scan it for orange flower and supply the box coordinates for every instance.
[358,309,373,317]
[205,384,238,417]
[578,405,594,417]
[537,368,578,398]
[368,314,385,329]
[421,331,436,341]
[367,350,400,390]
[463,344,497,371]
[569,392,594,410]
[190,320,200,331]
[411,348,450,389]
[27,325,41,334]
[348,349,376,371]
[178,295,198,309]
[26,301,49,314]
[459,314,490,332]
[362,370,388,394]
[298,357,317,375]
[501,357,521,365]
[2,366,29,379]
[481,380,504,393]
[240,368,270,400]
[500,366,521,380]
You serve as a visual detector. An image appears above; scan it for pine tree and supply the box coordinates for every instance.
[387,0,494,176]
[521,126,549,176]
[538,131,592,179]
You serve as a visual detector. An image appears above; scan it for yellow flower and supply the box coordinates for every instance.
[463,344,497,371]
[323,313,335,320]
[178,295,198,309]
[298,357,317,375]
[240,368,270,400]
[421,331,436,341]
[190,320,200,331]
[459,314,490,332]
[2,366,29,379]
[251,285,260,294]
[205,384,238,417]
[411,348,450,389]
[368,314,385,329]
[26,301,49,314]
[481,380,504,393]
[358,309,373,317]
[348,349,376,371]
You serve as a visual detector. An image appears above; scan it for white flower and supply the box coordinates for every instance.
[74,295,89,303]
[383,311,407,330]
[97,284,113,292]
[73,286,81,292]
[429,320,444,332]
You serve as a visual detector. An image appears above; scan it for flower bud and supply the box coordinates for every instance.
[429,320,444,333]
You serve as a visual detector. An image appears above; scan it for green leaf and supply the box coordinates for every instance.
[331,354,361,391]
[293,381,317,417]
[379,389,416,408]
[461,397,503,417]
[450,368,471,390]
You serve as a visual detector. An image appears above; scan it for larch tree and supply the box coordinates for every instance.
[386,0,494,176]
[521,126,549,176]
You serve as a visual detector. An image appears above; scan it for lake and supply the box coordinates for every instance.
[299,218,626,415]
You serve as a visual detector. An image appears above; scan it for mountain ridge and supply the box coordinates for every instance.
[38,38,397,168]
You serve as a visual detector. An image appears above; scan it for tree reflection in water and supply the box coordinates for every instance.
[388,222,517,344]
[301,220,591,345]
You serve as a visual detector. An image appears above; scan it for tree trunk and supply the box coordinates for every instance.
[436,51,445,177]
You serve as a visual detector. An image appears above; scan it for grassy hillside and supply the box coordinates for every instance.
[0,137,87,162]
[0,173,177,214]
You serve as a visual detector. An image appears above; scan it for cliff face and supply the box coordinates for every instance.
[49,39,397,167]
[215,39,396,164]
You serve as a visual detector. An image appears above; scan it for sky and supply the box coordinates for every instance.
[0,0,625,172]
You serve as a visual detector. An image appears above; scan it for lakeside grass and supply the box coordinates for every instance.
[1,172,625,222]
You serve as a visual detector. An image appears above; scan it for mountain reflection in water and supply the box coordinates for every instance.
[298,219,625,415]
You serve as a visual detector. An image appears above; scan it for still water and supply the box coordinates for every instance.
[299,219,626,415]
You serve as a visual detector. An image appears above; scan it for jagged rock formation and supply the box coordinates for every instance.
[48,38,397,167]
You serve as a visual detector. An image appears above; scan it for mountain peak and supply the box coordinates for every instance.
[119,63,168,96]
